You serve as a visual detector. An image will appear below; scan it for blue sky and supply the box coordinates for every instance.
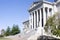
[0,0,35,32]
[0,0,53,32]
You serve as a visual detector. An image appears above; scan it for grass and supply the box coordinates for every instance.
[0,37,12,40]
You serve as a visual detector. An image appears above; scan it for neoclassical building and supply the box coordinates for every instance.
[22,0,60,40]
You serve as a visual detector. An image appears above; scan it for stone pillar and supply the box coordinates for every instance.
[34,11,36,29]
[31,13,32,29]
[49,8,52,17]
[51,9,53,16]
[35,11,37,28]
[37,10,39,28]
[33,12,34,29]
[52,8,54,16]
[32,13,33,29]
[47,8,50,18]
[40,9,42,27]
[43,7,46,27]
[50,8,52,16]
[29,13,32,29]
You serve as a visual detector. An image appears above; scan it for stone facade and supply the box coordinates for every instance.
[22,0,60,40]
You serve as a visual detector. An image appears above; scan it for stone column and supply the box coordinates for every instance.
[47,8,50,17]
[51,8,53,16]
[35,11,37,28]
[31,13,33,29]
[50,8,52,16]
[40,9,42,27]
[37,10,39,28]
[52,8,54,16]
[29,13,32,29]
[31,13,32,29]
[32,12,35,29]
[34,11,36,29]
[43,7,46,27]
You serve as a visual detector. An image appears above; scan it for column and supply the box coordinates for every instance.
[29,13,32,29]
[35,11,37,28]
[47,8,50,18]
[51,9,52,16]
[37,10,40,27]
[37,10,39,28]
[36,11,37,29]
[43,7,46,27]
[31,13,33,29]
[41,8,43,27]
[31,13,32,29]
[49,8,52,16]
[52,8,54,16]
[45,8,48,21]
[33,12,34,29]
[49,8,51,17]
[40,9,42,27]
[40,8,43,35]
[34,11,36,29]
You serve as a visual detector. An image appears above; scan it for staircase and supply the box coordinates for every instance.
[21,29,37,40]
[21,27,47,40]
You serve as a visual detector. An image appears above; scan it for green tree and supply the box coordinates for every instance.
[11,24,20,35]
[0,29,5,37]
[45,13,60,37]
[45,14,56,32]
[5,26,11,36]
[1,29,5,36]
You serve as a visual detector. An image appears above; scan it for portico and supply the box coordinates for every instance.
[29,5,53,29]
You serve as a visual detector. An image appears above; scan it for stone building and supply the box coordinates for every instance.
[22,0,60,40]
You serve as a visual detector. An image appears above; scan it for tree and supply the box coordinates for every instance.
[1,29,5,36]
[5,26,11,36]
[44,13,60,37]
[11,24,20,35]
[0,29,5,37]
[45,14,56,32]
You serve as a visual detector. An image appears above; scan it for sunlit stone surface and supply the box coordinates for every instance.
[21,0,60,40]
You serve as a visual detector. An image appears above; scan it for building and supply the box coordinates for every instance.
[22,0,60,40]
[23,20,29,33]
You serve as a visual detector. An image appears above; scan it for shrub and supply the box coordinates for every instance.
[0,35,4,37]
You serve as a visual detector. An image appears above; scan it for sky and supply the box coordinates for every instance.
[0,0,54,32]
[0,0,35,32]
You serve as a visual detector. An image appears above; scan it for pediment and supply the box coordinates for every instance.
[29,1,42,10]
[31,1,40,8]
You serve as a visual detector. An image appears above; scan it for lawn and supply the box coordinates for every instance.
[0,38,12,40]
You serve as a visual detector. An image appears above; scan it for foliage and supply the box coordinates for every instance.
[0,38,11,40]
[11,24,20,35]
[0,35,4,37]
[3,24,20,36]
[1,29,5,37]
[45,13,60,37]
[4,26,11,36]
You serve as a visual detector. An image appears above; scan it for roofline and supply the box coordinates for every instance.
[28,1,54,12]
[23,20,29,24]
